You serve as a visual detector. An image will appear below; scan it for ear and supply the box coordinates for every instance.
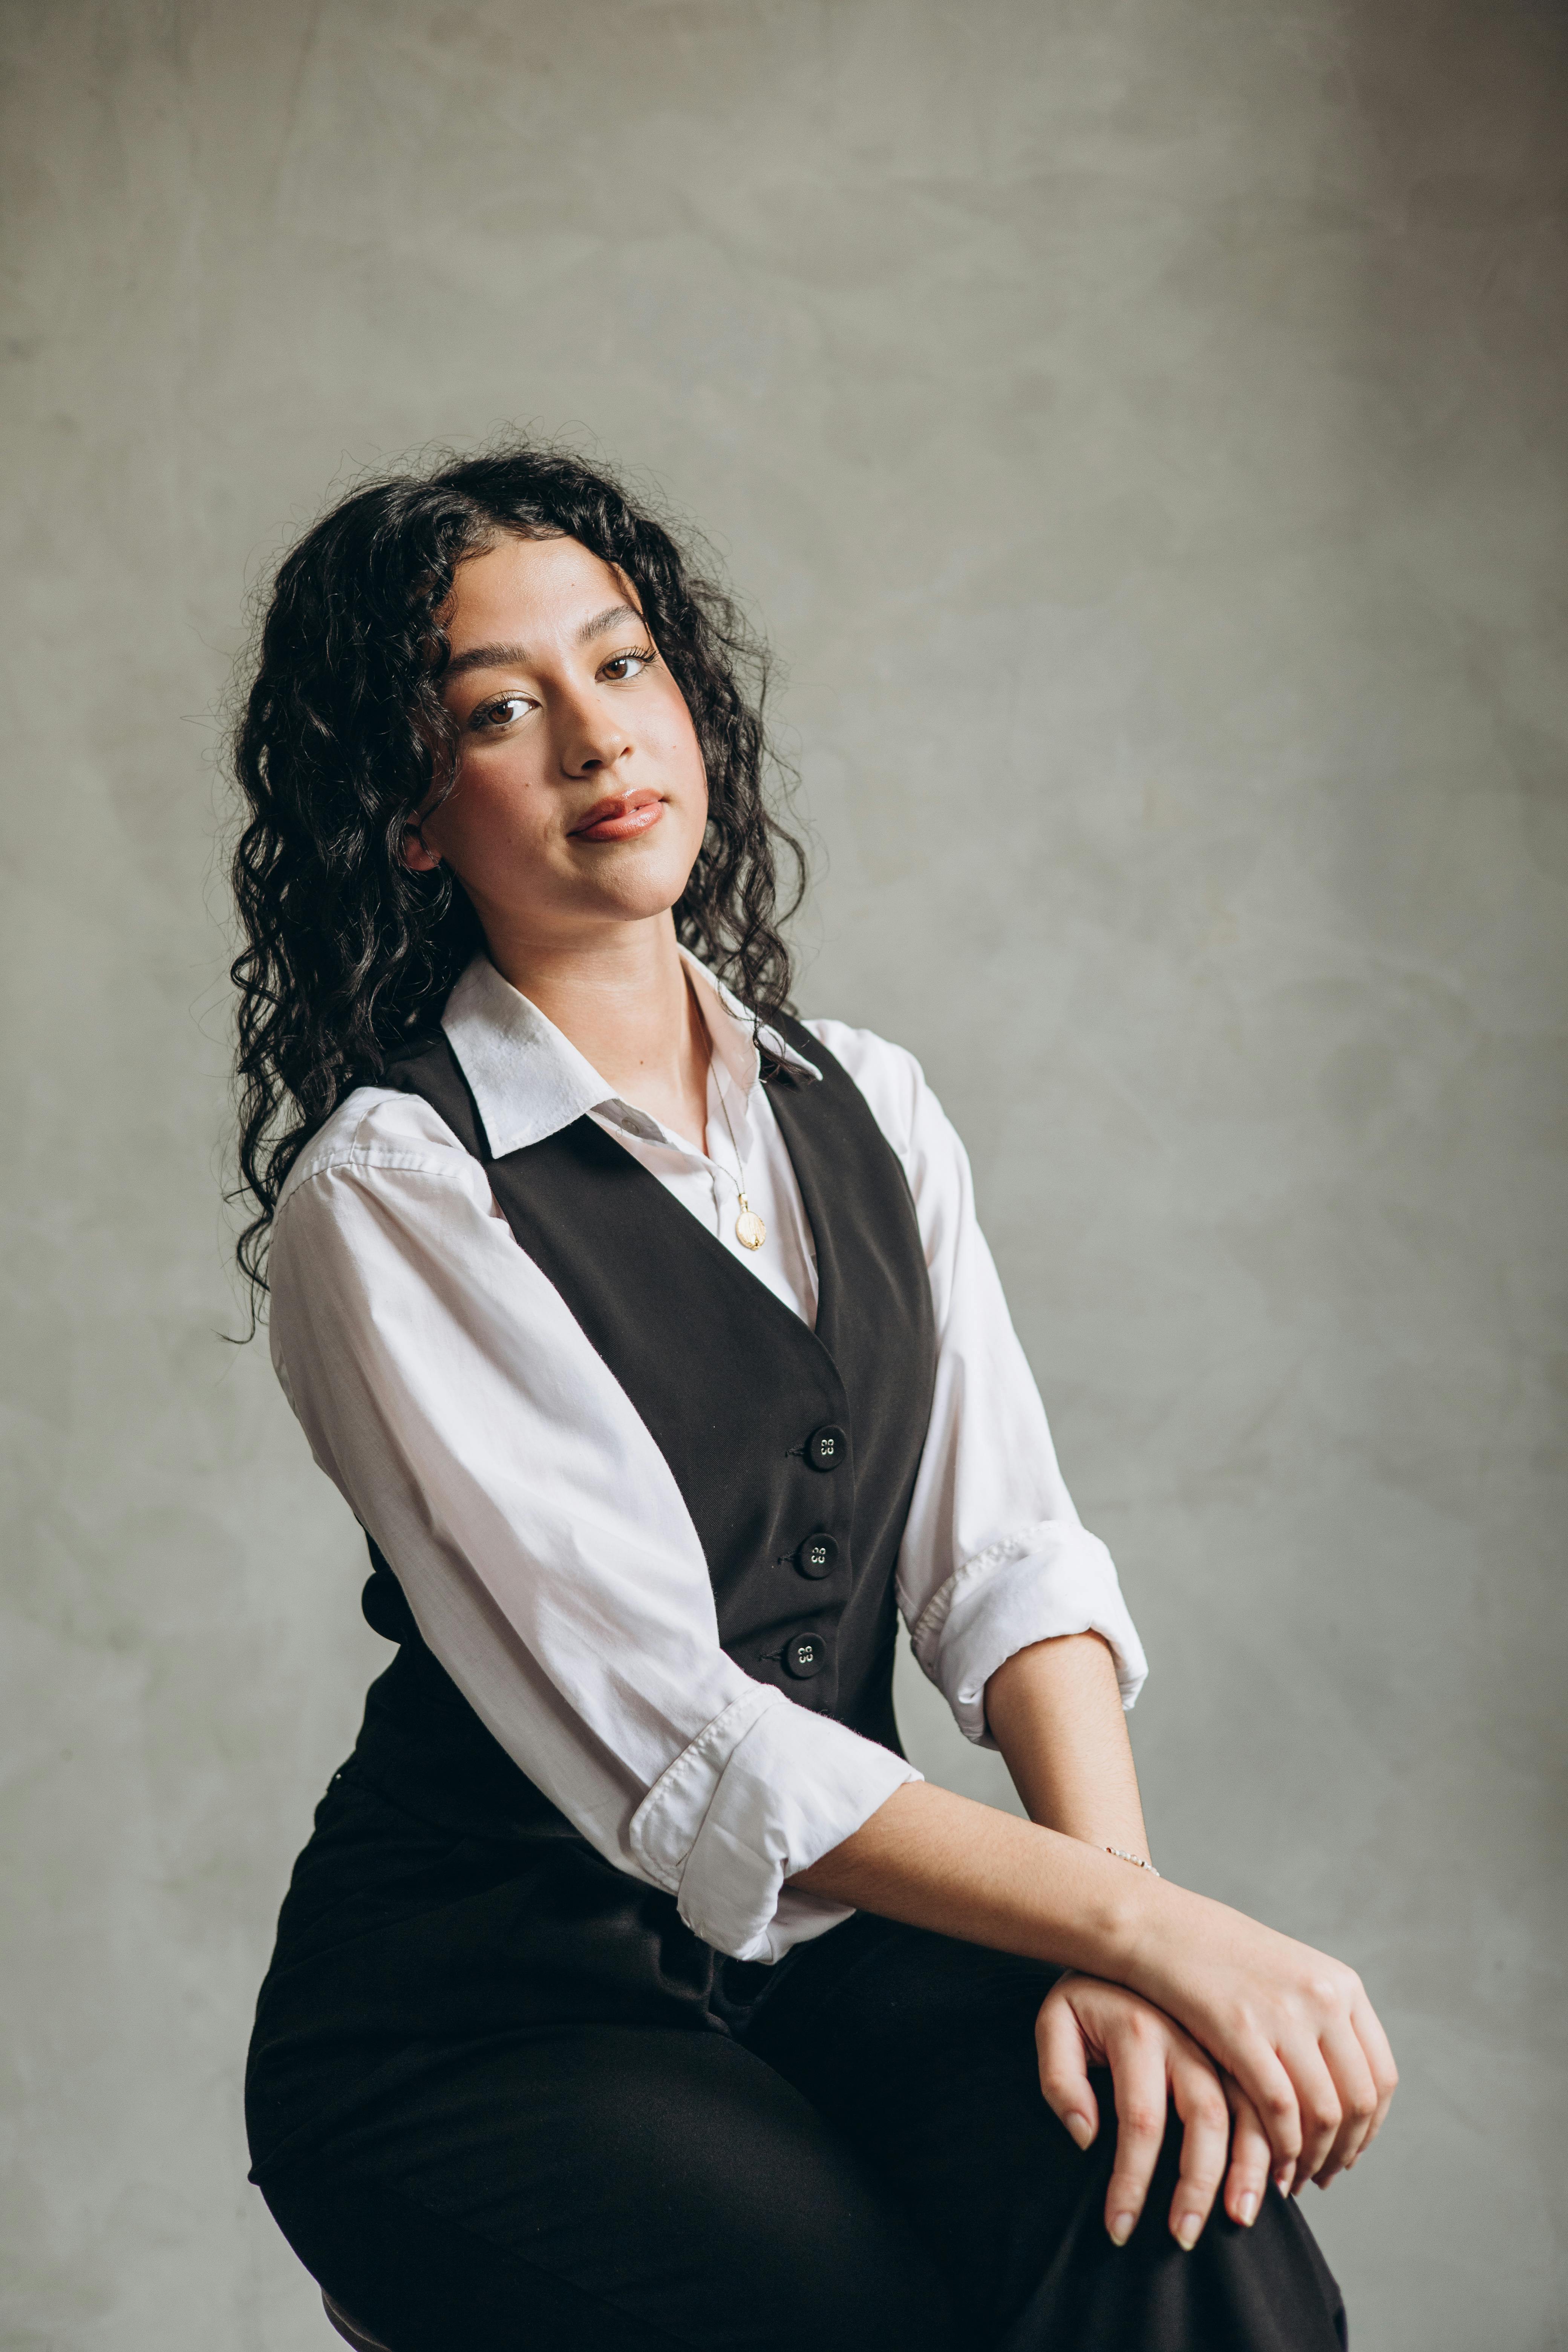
[402,820,441,874]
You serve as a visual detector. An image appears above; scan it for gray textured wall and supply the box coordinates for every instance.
[2,2,1564,2346]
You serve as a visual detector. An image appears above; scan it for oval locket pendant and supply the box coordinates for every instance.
[735,1203,767,1251]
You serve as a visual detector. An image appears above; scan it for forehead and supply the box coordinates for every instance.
[445,534,631,652]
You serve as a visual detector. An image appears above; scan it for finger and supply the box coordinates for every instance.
[1218,2037,1303,2194]
[1280,2040,1343,2192]
[1102,2018,1171,2248]
[1035,1990,1100,2152]
[1166,2047,1230,2251]
[1311,2024,1380,2187]
[1346,1991,1400,2164]
[1222,2082,1273,2228]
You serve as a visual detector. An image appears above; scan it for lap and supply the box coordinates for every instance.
[259,1913,1346,2352]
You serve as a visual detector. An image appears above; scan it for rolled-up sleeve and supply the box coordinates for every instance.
[807,1025,1148,1748]
[629,1689,916,1960]
[908,1519,1145,1745]
[269,1092,919,1965]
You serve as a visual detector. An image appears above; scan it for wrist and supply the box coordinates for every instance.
[1103,1843,1159,1877]
[1113,1867,1226,2018]
[1048,1833,1165,1983]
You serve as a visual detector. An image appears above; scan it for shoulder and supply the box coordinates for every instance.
[275,1084,479,1219]
[267,1084,505,1364]
[797,1019,975,1243]
[797,1018,931,1162]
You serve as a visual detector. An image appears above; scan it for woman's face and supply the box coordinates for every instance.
[407,533,709,954]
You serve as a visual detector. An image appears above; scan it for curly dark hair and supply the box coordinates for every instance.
[228,441,805,1324]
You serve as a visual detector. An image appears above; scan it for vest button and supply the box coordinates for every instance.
[794,1533,838,1579]
[784,1632,828,1679]
[806,1423,846,1473]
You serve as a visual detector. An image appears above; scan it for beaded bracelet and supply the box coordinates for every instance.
[1105,1846,1161,1877]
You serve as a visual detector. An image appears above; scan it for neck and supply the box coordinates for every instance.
[482,910,710,1135]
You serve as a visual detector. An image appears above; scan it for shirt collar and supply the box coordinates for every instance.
[440,948,820,1161]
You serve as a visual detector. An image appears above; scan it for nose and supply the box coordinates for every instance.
[556,683,633,779]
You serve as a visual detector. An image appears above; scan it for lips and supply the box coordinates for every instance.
[569,790,664,843]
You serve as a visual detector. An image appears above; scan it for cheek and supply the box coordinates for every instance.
[653,681,708,790]
[666,751,710,861]
[441,752,550,854]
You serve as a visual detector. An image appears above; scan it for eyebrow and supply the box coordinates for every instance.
[443,605,646,680]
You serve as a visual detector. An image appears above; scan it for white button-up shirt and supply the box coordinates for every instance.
[268,951,1147,1963]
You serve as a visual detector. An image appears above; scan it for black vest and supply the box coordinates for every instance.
[350,1012,937,1843]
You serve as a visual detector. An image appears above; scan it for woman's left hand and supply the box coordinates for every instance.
[1036,1972,1274,2250]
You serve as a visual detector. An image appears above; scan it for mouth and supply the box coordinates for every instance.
[569,789,665,843]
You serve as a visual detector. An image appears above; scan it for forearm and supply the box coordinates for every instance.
[985,1632,1152,1860]
[789,1777,1161,1982]
[790,1633,1154,1964]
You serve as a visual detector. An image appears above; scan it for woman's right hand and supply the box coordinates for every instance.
[1123,1880,1399,2194]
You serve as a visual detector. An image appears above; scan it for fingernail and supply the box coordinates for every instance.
[1064,2112,1095,2150]
[1273,2168,1294,2198]
[1109,2213,1135,2248]
[1237,2191,1258,2228]
[1175,2213,1201,2252]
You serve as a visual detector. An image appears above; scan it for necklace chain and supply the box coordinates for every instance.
[706,1027,767,1252]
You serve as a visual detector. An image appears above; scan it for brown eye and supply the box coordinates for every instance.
[472,694,532,730]
[602,648,656,681]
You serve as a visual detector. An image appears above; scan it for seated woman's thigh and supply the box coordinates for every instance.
[259,2021,958,2352]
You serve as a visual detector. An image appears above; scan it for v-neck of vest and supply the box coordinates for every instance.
[398,1010,862,1385]
[559,1063,844,1378]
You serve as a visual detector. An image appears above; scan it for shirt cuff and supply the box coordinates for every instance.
[908,1521,1148,1747]
[628,1686,921,1962]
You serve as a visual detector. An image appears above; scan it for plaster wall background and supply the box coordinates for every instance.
[1,3,1564,2346]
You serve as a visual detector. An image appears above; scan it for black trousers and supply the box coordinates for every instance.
[257,1902,1346,2352]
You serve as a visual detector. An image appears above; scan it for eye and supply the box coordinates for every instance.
[600,646,657,682]
[470,692,535,732]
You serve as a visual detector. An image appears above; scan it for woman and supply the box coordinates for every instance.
[233,443,1395,2352]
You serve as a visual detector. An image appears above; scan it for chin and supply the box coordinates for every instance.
[591,861,695,925]
[599,833,703,920]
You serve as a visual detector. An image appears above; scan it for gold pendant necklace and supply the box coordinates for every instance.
[709,1032,766,1251]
